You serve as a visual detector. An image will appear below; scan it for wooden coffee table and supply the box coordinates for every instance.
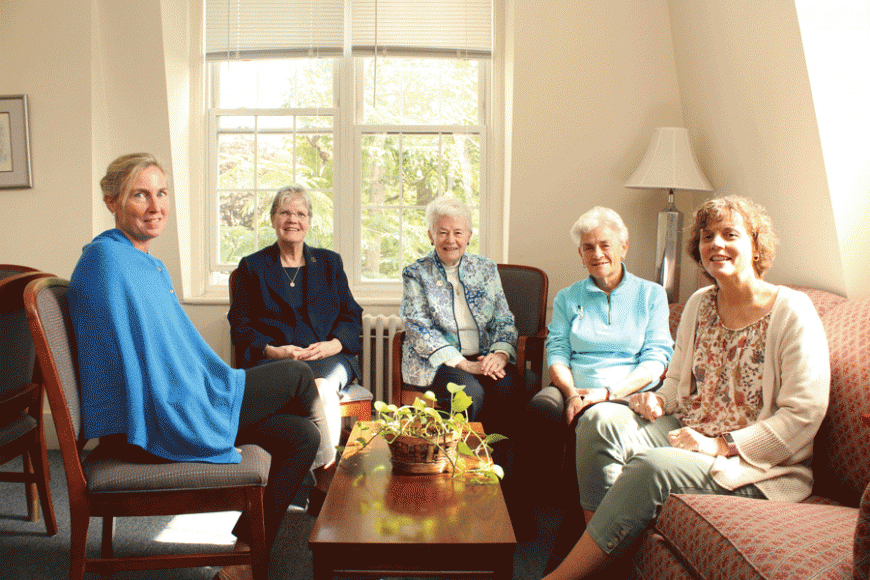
[308,422,516,579]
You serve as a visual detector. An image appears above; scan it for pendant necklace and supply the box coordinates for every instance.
[282,264,303,287]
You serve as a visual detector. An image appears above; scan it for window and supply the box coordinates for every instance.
[204,0,493,296]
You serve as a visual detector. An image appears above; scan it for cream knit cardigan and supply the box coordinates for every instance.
[659,285,830,502]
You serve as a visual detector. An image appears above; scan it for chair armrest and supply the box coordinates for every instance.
[390,330,405,406]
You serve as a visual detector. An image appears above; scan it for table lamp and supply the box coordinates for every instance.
[625,127,713,303]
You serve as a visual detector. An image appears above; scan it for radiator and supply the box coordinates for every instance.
[361,314,404,403]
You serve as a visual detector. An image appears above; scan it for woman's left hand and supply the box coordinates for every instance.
[667,427,720,457]
[477,352,509,379]
[294,338,343,362]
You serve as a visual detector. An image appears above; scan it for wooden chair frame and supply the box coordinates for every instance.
[0,270,57,535]
[25,277,270,580]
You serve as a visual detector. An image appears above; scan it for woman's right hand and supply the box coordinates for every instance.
[263,344,306,360]
[629,392,665,422]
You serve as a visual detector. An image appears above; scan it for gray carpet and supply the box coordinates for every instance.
[0,452,566,579]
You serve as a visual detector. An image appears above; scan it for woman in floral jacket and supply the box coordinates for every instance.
[401,197,524,442]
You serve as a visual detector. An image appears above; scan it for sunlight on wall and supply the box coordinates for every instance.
[795,0,870,298]
[154,511,240,545]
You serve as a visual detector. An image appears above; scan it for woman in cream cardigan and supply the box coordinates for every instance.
[544,195,830,580]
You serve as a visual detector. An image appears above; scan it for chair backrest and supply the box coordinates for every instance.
[0,264,40,283]
[496,264,548,338]
[24,278,89,491]
[0,272,51,399]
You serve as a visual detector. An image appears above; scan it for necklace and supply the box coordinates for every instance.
[282,265,303,287]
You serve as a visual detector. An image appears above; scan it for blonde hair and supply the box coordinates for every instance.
[100,153,165,207]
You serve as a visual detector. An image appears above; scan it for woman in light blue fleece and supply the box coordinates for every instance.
[524,207,673,486]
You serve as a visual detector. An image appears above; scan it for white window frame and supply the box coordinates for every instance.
[204,56,491,304]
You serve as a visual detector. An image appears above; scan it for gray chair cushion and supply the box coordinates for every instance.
[340,383,373,403]
[0,413,36,446]
[84,443,271,493]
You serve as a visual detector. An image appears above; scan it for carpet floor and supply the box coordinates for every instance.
[0,452,569,580]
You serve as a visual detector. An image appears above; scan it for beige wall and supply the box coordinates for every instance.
[669,0,847,297]
[0,0,94,279]
[506,0,685,305]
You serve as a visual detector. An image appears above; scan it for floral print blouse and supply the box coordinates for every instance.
[675,289,770,437]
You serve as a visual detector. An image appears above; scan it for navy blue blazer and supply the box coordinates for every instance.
[228,243,363,371]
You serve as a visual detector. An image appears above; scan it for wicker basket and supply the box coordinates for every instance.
[387,432,460,474]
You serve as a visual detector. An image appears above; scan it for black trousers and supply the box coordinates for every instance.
[234,359,324,547]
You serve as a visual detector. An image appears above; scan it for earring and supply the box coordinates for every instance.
[754,255,759,261]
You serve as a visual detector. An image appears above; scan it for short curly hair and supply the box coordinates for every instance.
[687,195,778,280]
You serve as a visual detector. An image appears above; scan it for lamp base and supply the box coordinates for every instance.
[656,191,682,304]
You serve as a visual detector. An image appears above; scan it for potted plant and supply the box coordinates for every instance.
[356,383,506,483]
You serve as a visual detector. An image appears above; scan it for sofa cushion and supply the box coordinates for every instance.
[655,493,855,579]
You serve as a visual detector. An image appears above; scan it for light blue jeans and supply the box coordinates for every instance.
[576,402,765,557]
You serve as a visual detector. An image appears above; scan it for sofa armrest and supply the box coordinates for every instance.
[855,481,870,580]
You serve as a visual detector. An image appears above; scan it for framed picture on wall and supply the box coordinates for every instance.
[0,95,33,189]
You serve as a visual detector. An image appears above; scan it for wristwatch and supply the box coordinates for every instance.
[720,432,738,457]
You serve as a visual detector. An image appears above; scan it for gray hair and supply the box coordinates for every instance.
[425,197,473,235]
[570,206,629,247]
[270,185,313,220]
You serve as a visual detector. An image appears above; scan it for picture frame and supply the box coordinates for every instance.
[0,95,33,189]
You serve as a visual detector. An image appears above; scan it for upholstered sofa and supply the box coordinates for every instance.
[631,286,870,580]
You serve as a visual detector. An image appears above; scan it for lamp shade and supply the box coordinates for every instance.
[625,127,713,192]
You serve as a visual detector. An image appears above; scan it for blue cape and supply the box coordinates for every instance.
[68,229,245,463]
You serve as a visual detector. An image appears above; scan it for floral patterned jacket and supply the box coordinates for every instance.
[401,251,517,387]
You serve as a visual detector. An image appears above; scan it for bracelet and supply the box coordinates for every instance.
[565,394,580,407]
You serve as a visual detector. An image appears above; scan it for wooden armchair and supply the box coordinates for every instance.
[25,277,272,580]
[391,263,548,406]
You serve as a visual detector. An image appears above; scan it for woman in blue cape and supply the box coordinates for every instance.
[68,153,327,580]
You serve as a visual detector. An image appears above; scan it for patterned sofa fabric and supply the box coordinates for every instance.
[654,493,855,579]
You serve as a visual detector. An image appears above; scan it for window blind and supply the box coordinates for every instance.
[351,0,492,58]
[206,0,492,61]
[205,0,345,60]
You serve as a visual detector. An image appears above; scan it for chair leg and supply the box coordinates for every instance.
[245,487,269,580]
[29,439,58,536]
[23,451,39,523]
[101,516,114,559]
[68,504,90,580]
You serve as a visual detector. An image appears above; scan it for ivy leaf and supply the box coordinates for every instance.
[484,433,508,445]
[457,440,474,456]
[446,382,464,394]
[451,390,472,413]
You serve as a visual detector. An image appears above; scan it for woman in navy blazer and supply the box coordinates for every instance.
[229,185,363,481]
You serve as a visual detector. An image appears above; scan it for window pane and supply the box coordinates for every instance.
[218,133,255,189]
[219,190,256,263]
[362,58,480,125]
[215,59,334,109]
[362,208,401,279]
[362,134,401,205]
[443,133,480,205]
